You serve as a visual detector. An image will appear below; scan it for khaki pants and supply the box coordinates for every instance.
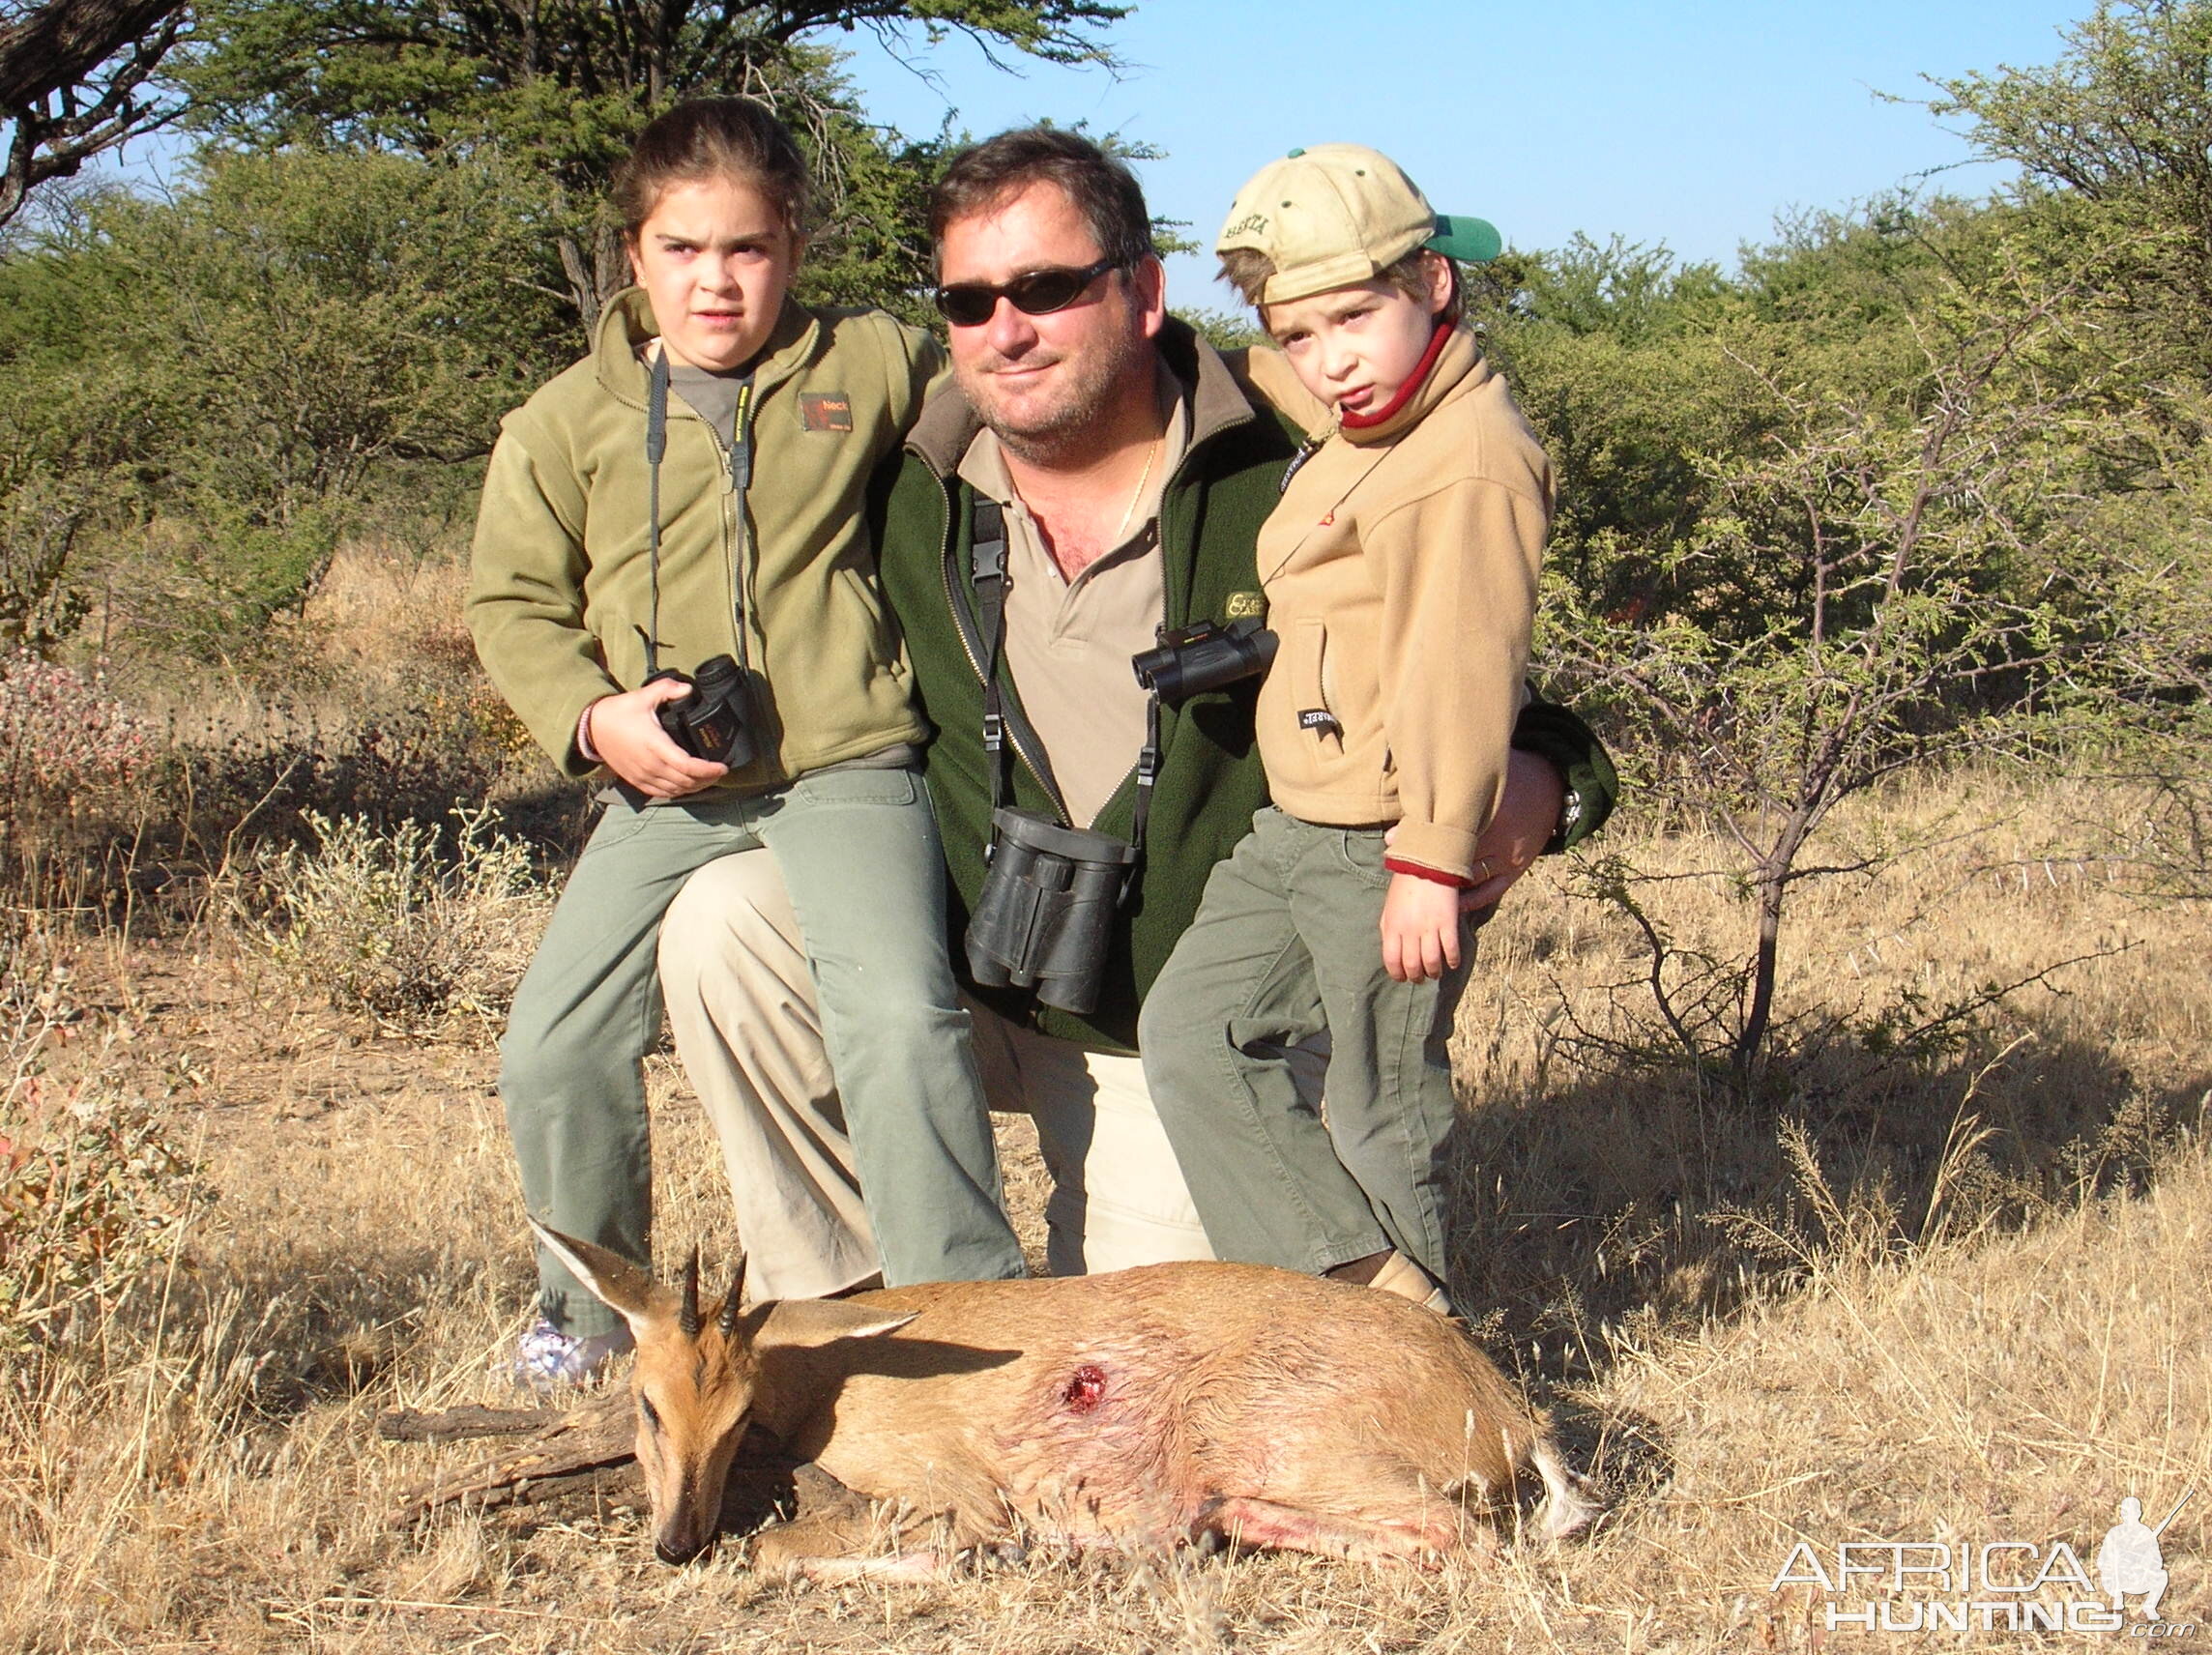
[658,849,1231,1300]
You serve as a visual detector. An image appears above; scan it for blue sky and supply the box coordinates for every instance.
[79,0,2093,304]
[833,0,2093,306]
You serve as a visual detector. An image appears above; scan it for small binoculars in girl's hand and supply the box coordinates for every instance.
[647,654,754,768]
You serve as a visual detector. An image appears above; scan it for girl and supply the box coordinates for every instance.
[467,98,1022,1387]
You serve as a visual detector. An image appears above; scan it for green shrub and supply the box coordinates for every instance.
[254,806,551,1035]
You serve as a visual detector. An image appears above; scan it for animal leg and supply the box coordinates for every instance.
[1196,1496,1471,1565]
[748,1501,975,1583]
[1527,1438,1603,1541]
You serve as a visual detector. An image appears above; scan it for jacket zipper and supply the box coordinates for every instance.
[661,397,754,673]
[704,425,749,659]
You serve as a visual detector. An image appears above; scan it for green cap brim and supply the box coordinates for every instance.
[1427,214,1502,264]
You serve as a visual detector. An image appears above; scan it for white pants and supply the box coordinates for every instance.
[657,849,1226,1299]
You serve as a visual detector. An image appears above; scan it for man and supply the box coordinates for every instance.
[655,129,1612,1302]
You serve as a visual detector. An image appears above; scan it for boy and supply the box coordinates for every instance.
[1141,145,1550,1315]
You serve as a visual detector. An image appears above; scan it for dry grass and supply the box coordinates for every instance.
[1442,770,2211,1365]
[0,543,2204,1651]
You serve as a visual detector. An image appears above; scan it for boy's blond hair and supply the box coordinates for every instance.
[1219,246,1466,327]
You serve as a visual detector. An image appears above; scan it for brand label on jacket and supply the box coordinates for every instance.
[800,392,855,432]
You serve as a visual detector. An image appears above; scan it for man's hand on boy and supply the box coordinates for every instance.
[586,682,730,798]
[1381,873,1464,984]
[1462,747,1564,909]
[1381,749,1564,918]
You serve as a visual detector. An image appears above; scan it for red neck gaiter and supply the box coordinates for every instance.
[1338,317,1453,431]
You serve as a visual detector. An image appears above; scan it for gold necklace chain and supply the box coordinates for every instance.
[1112,435,1162,546]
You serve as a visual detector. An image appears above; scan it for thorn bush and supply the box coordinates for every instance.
[251,805,552,1036]
[0,934,205,1359]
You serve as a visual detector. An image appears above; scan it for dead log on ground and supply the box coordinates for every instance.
[378,1394,864,1540]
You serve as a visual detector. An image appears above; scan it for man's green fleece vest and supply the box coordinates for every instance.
[875,322,1293,1054]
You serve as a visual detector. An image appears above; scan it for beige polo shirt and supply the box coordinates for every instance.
[956,370,1189,829]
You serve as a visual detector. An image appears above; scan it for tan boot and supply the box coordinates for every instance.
[1365,1251,1454,1317]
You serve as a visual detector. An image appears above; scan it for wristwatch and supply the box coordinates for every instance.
[1547,783,1586,857]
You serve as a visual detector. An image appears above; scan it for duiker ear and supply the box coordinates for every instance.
[529,1218,660,1330]
[748,1298,917,1352]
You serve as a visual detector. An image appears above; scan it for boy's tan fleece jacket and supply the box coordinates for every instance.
[1241,323,1550,883]
[466,287,940,785]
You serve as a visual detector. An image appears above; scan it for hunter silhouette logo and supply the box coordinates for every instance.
[2102,1491,2192,1620]
[1771,1486,2196,1635]
[799,392,853,432]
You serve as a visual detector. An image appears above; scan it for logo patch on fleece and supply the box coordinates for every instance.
[799,392,854,432]
[1223,590,1266,621]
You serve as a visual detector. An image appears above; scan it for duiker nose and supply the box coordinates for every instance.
[655,1535,708,1566]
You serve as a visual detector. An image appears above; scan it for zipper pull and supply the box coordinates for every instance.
[1280,429,1328,494]
[730,380,754,491]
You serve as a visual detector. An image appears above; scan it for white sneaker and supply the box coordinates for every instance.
[513,1318,634,1391]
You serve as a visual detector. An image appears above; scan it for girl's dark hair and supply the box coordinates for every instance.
[928,127,1154,275]
[612,97,811,242]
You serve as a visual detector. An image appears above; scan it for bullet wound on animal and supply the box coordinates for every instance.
[1061,1365,1108,1411]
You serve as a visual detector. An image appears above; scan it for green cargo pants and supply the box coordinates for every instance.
[500,768,1022,1338]
[1139,806,1474,1284]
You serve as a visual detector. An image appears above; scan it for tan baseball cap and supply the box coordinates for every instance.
[1216,144,1502,305]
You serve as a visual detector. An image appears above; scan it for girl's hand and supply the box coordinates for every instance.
[589,682,730,798]
[1381,872,1464,984]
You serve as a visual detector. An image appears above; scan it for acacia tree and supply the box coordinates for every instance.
[1933,0,2212,384]
[172,0,1125,329]
[1934,0,2212,893]
[1,146,569,653]
[1545,246,2128,1095]
[0,0,188,226]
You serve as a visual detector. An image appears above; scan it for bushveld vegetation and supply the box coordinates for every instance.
[1,0,2207,1648]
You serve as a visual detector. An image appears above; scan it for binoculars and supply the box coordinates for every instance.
[647,654,754,768]
[1130,617,1277,706]
[964,808,1137,1015]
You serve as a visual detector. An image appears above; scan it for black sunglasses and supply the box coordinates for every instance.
[932,257,1125,328]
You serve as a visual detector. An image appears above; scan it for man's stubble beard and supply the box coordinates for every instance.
[957,322,1154,466]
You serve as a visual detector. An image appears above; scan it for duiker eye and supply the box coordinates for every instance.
[640,1393,663,1433]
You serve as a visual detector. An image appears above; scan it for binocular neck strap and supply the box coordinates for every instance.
[728,376,756,676]
[970,493,1153,896]
[1129,692,1159,887]
[643,347,671,676]
[971,497,1012,817]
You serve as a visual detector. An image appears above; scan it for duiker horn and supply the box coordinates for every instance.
[678,1247,702,1338]
[718,1254,747,1335]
